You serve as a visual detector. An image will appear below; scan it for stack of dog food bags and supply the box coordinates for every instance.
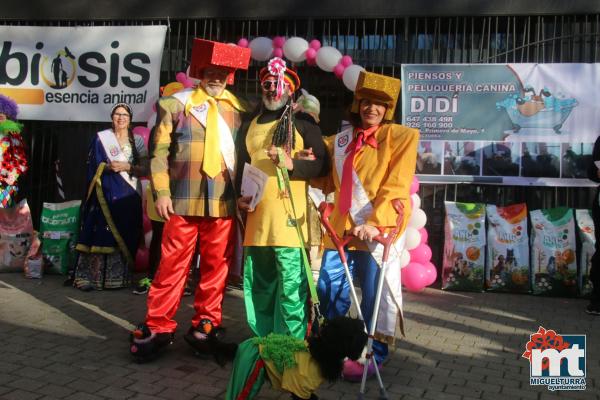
[442,202,486,291]
[530,207,577,296]
[40,200,81,274]
[575,209,594,297]
[0,199,33,272]
[486,203,530,293]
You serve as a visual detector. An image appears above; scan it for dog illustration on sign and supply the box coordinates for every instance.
[496,85,577,134]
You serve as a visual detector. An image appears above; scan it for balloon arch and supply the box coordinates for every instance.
[132,36,436,292]
[239,36,365,92]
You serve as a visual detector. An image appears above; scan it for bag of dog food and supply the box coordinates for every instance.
[0,199,33,272]
[530,207,577,296]
[486,204,530,293]
[575,209,594,297]
[442,202,486,291]
[40,200,81,274]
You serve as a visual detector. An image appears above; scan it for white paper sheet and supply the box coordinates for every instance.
[240,163,268,212]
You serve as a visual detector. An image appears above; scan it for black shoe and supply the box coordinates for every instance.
[129,323,174,362]
[184,319,237,366]
[585,302,600,316]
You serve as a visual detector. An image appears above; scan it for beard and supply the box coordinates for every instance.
[263,92,290,111]
[202,82,226,97]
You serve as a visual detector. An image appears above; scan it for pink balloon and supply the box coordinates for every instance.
[409,243,432,264]
[340,55,353,67]
[175,72,187,83]
[423,261,437,286]
[402,262,428,292]
[175,72,195,88]
[309,39,321,50]
[409,176,420,195]
[135,247,149,273]
[305,48,317,61]
[272,48,284,58]
[237,38,249,48]
[306,57,317,66]
[419,228,428,244]
[272,36,286,49]
[333,63,345,79]
[133,126,150,147]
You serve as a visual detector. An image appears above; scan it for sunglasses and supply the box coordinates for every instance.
[261,80,289,91]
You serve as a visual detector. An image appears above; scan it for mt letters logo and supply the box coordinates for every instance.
[522,326,586,391]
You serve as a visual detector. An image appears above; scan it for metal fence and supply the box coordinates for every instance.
[3,15,600,268]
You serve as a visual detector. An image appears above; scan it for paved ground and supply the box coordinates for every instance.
[0,273,598,400]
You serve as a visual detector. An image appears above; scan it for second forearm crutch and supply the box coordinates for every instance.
[318,199,404,400]
[359,199,404,400]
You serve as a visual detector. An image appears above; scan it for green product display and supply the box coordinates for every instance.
[40,200,81,274]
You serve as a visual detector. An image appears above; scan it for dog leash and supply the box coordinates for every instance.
[275,147,323,329]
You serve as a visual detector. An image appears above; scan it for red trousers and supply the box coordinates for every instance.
[146,215,234,333]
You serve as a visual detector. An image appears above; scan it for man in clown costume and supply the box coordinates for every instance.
[130,39,250,361]
[236,57,328,340]
[314,71,419,381]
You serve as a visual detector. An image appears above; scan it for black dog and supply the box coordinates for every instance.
[226,316,368,400]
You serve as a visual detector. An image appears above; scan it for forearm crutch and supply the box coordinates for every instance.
[358,199,404,400]
[319,200,404,399]
[318,202,365,322]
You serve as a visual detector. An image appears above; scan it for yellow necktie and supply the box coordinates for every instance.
[203,97,221,178]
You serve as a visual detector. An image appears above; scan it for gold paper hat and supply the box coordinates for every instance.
[351,71,401,121]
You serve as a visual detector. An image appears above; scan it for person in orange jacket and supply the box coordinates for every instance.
[313,71,419,381]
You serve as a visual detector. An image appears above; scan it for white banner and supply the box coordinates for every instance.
[0,25,167,122]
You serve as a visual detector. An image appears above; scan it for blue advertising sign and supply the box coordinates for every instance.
[401,64,600,186]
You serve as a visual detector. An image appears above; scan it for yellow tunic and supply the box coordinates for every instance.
[260,347,323,399]
[315,123,419,251]
[243,117,309,247]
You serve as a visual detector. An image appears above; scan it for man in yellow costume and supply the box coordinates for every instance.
[315,71,419,380]
[237,57,328,340]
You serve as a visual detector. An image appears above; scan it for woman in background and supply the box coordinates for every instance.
[74,103,148,291]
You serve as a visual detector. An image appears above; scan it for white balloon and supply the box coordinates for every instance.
[315,46,342,72]
[404,227,422,251]
[399,249,411,268]
[408,208,427,230]
[249,37,273,61]
[411,193,421,210]
[342,64,365,91]
[283,37,309,63]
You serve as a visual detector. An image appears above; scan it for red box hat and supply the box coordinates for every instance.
[189,39,251,85]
